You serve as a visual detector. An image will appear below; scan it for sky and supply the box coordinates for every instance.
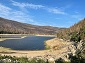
[0,0,85,28]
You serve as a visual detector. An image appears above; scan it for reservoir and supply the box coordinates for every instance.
[0,36,54,50]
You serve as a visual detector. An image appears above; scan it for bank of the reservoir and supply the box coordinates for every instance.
[0,37,73,63]
[0,35,54,50]
[0,34,74,63]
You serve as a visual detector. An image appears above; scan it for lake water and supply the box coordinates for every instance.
[0,36,54,50]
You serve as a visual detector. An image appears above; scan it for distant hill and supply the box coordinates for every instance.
[0,17,63,35]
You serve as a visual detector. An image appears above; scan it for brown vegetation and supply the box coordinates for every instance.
[0,17,63,35]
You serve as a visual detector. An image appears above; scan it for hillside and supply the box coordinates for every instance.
[57,18,85,41]
[56,18,85,62]
[0,17,62,35]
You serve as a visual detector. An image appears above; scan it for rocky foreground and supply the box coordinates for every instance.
[0,38,83,63]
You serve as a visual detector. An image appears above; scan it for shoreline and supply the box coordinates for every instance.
[0,34,55,42]
[0,34,28,41]
[0,38,73,60]
[0,34,56,37]
[0,34,73,61]
[0,36,27,42]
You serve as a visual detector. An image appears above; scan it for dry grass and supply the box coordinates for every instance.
[45,38,72,50]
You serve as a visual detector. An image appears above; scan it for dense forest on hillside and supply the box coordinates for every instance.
[0,17,63,35]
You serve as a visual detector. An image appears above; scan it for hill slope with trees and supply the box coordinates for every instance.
[57,18,85,41]
[0,17,63,35]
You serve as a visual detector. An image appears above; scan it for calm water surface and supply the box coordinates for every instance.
[0,36,54,50]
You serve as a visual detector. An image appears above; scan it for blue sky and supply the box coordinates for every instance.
[0,0,85,28]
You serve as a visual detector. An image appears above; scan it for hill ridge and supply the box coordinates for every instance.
[0,17,62,35]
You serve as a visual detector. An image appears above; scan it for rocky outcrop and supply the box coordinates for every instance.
[67,44,76,56]
[59,40,84,62]
[45,38,84,62]
[77,40,84,50]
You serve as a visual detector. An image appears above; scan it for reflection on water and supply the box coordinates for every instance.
[0,36,54,50]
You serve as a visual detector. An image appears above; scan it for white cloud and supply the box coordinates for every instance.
[0,4,11,11]
[47,8,66,15]
[0,0,68,27]
[11,0,44,9]
[0,4,11,16]
[0,3,39,24]
[10,0,66,15]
